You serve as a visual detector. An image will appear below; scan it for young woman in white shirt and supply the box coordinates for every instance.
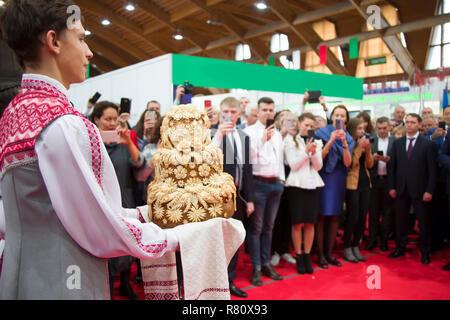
[284,113,324,274]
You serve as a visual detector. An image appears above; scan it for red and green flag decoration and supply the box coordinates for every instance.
[319,45,327,64]
[349,37,359,59]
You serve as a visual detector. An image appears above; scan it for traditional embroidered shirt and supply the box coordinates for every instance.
[0,74,178,294]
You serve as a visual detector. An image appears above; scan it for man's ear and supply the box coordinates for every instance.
[44,30,61,55]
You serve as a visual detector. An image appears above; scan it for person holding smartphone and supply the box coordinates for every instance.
[244,97,285,286]
[284,113,324,274]
[314,105,354,269]
[343,118,374,263]
[211,97,255,298]
[89,101,144,299]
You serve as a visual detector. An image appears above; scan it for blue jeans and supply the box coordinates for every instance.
[247,179,284,270]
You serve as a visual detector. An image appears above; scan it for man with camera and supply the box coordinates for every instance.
[367,117,396,251]
[388,114,437,264]
[211,97,255,298]
[244,97,285,286]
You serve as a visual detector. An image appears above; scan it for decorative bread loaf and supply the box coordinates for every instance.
[147,104,236,228]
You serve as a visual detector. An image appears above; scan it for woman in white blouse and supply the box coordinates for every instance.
[283,113,324,274]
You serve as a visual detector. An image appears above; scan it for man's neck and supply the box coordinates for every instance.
[378,134,389,140]
[407,131,418,138]
[25,63,69,90]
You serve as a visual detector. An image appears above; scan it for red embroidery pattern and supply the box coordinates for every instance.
[144,280,178,287]
[80,117,103,189]
[0,87,77,177]
[142,263,177,270]
[145,292,179,300]
[122,219,168,255]
[194,288,230,300]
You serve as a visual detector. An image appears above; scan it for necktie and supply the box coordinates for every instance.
[406,137,415,158]
[232,135,240,187]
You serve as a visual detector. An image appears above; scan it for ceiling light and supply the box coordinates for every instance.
[0,1,5,7]
[206,19,222,26]
[173,30,183,40]
[101,19,111,26]
[84,30,92,36]
[125,3,136,11]
[254,1,268,10]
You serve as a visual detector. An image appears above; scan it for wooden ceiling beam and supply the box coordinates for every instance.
[76,0,169,54]
[84,22,150,61]
[134,0,208,50]
[266,0,350,75]
[348,0,417,76]
[86,36,137,68]
[187,0,269,63]
[180,0,382,57]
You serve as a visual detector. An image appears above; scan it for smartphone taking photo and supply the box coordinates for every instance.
[222,113,232,123]
[100,130,120,144]
[307,129,315,140]
[89,92,101,105]
[335,118,343,130]
[266,118,275,128]
[120,98,131,115]
[146,110,156,121]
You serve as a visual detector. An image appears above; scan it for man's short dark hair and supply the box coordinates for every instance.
[376,116,390,125]
[406,113,422,123]
[0,0,79,67]
[258,97,274,108]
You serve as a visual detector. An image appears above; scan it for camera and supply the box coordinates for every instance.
[361,133,375,143]
[183,81,194,95]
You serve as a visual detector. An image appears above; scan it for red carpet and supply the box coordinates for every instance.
[114,235,450,300]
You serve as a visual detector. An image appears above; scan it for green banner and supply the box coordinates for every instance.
[349,37,359,59]
[365,56,387,66]
[172,54,363,100]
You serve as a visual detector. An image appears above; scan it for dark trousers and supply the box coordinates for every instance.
[271,188,291,255]
[395,188,432,253]
[228,195,247,284]
[344,188,371,248]
[430,180,448,250]
[369,177,392,246]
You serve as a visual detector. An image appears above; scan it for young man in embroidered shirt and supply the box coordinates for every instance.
[0,0,181,299]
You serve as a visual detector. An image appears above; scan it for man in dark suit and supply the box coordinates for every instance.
[438,122,450,270]
[211,97,255,298]
[367,117,396,251]
[388,113,437,264]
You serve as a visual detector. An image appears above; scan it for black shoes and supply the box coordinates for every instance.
[326,256,342,267]
[251,266,283,286]
[261,265,283,280]
[250,269,263,286]
[295,254,306,274]
[421,252,431,265]
[229,283,248,298]
[318,255,329,269]
[443,263,450,271]
[388,249,406,258]
[295,253,314,274]
[380,243,389,252]
[366,241,377,251]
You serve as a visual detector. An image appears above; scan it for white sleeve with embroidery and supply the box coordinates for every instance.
[0,191,4,240]
[35,115,178,259]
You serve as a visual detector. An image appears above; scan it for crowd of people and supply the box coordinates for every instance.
[78,93,450,299]
[0,0,449,301]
